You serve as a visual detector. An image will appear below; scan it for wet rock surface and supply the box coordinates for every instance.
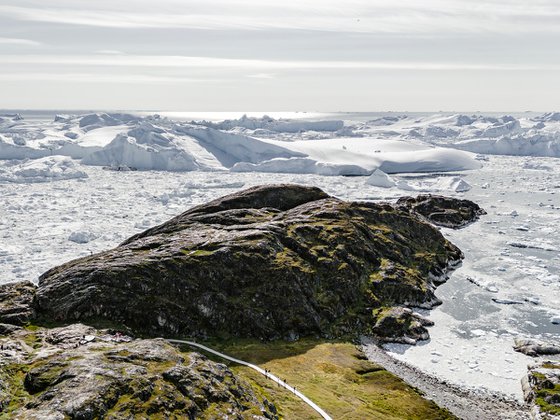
[34,185,474,341]
[0,324,276,419]
[397,194,486,229]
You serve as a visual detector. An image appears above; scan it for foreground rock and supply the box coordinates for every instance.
[33,185,480,342]
[0,324,277,419]
[523,361,560,419]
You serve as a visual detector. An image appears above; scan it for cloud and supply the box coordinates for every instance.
[1,54,557,71]
[94,50,125,55]
[0,37,41,46]
[246,73,276,79]
[1,2,560,34]
[0,72,224,83]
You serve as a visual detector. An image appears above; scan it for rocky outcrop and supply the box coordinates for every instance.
[371,307,434,344]
[523,362,560,419]
[34,184,474,341]
[0,281,36,326]
[514,338,560,357]
[397,194,486,229]
[0,324,276,419]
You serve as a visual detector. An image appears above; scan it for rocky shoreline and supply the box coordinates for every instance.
[361,338,531,420]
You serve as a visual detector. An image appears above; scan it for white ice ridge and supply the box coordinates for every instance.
[167,339,333,420]
[0,112,481,175]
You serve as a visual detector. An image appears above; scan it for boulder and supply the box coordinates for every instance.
[0,281,36,326]
[371,307,434,344]
[35,185,470,341]
[396,194,486,229]
[0,324,275,419]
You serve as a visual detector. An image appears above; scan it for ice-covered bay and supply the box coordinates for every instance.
[1,111,559,403]
[384,156,560,401]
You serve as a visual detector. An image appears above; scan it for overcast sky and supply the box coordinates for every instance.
[1,0,559,111]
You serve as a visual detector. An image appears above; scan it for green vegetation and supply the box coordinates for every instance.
[542,362,560,370]
[535,385,560,416]
[530,368,560,416]
[184,338,456,420]
[0,364,29,417]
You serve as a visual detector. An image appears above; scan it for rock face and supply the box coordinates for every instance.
[34,184,474,341]
[397,194,486,229]
[0,281,36,326]
[371,307,434,345]
[523,362,560,419]
[0,324,276,419]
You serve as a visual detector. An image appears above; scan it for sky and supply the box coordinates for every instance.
[1,0,559,111]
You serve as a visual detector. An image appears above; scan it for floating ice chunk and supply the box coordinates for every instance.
[232,157,370,176]
[68,231,97,244]
[523,296,540,305]
[0,156,88,183]
[366,168,396,188]
[448,177,471,192]
[492,298,524,305]
[551,316,560,325]
[134,219,152,229]
[471,329,486,337]
[466,276,499,293]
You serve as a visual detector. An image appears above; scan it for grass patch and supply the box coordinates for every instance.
[0,364,30,417]
[542,363,560,370]
[180,338,456,420]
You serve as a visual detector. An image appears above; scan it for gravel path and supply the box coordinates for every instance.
[361,338,531,420]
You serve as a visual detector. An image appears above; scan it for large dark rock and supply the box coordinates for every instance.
[397,194,486,229]
[34,184,473,341]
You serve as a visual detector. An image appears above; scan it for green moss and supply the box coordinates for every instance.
[24,324,40,332]
[536,396,560,415]
[0,363,30,416]
[274,249,314,274]
[542,363,560,370]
